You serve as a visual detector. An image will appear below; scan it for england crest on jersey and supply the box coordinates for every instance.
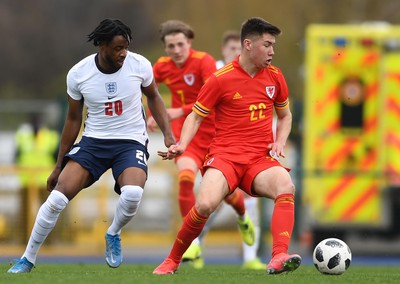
[184,74,195,86]
[105,82,117,95]
[266,85,275,99]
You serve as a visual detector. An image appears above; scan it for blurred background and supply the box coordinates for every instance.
[1,0,400,264]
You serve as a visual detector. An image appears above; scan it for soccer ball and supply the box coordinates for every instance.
[313,238,352,275]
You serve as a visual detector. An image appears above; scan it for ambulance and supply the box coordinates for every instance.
[302,23,400,244]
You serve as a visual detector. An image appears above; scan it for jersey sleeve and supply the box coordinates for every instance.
[274,69,290,109]
[200,53,217,83]
[66,67,82,100]
[152,61,161,84]
[192,75,219,117]
[153,56,169,84]
[141,56,154,88]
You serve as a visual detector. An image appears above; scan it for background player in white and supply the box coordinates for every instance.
[7,18,175,273]
[215,30,242,69]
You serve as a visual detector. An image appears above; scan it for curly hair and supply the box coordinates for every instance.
[87,18,132,46]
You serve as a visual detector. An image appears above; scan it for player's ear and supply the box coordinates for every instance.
[98,42,106,52]
[243,38,252,50]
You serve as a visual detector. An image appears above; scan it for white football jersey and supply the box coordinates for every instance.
[67,51,153,146]
[216,59,225,70]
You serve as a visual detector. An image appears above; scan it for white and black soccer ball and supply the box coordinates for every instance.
[313,238,352,275]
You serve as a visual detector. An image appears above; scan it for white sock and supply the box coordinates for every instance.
[242,197,261,262]
[22,190,69,264]
[107,185,143,236]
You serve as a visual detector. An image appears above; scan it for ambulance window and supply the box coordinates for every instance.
[339,77,364,129]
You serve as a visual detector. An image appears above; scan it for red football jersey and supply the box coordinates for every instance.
[153,49,217,143]
[193,58,290,163]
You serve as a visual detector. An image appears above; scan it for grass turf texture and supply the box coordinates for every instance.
[2,263,400,284]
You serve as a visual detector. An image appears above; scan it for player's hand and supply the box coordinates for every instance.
[158,144,183,160]
[47,167,62,192]
[147,116,158,132]
[267,143,286,159]
[164,135,176,149]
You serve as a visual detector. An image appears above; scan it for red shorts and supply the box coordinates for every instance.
[202,154,289,197]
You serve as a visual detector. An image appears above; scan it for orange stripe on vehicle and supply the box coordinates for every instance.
[326,138,359,170]
[387,72,400,84]
[326,151,377,218]
[361,51,379,66]
[386,164,400,174]
[332,49,347,63]
[360,148,377,170]
[386,133,400,148]
[363,116,377,133]
[365,82,378,100]
[316,86,339,115]
[325,174,356,205]
[326,118,340,133]
[339,184,378,221]
[386,97,400,116]
[386,164,400,185]
[315,65,325,81]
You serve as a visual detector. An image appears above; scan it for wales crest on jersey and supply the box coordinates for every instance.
[184,74,195,86]
[266,85,275,99]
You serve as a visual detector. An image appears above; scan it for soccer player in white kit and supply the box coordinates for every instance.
[8,18,175,273]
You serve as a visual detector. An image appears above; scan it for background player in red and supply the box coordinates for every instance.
[148,19,255,267]
[154,17,301,275]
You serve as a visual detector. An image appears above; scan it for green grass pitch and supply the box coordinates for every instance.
[2,263,400,284]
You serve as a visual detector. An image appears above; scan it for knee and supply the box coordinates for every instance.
[195,199,217,217]
[267,179,295,200]
[121,185,143,202]
[277,181,295,197]
[48,190,69,211]
[287,181,296,194]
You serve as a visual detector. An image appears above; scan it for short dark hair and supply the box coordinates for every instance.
[87,19,132,46]
[221,30,241,46]
[240,17,281,42]
[159,20,194,42]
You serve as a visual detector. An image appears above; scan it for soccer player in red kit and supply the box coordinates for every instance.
[148,20,255,267]
[154,17,301,275]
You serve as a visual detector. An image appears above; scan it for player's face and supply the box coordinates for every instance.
[99,35,129,72]
[222,39,241,64]
[164,33,191,67]
[247,33,276,69]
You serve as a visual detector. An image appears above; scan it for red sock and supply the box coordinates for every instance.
[178,169,196,217]
[168,207,208,263]
[271,193,295,258]
[224,189,245,216]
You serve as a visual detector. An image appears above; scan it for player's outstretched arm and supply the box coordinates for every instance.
[157,111,203,160]
[142,80,175,148]
[270,107,292,158]
[47,96,83,191]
